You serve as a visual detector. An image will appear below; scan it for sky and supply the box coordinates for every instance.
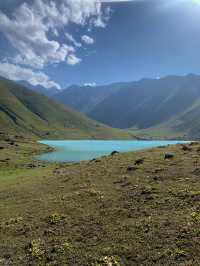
[0,0,200,90]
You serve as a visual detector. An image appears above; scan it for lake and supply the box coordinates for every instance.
[36,140,187,163]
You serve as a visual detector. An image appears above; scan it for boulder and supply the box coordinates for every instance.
[110,151,119,156]
[135,158,144,165]
[164,153,174,160]
[127,166,138,172]
[181,145,192,151]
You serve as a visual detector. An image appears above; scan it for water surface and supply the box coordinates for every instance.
[36,140,187,163]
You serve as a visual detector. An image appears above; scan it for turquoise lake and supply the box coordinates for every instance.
[36,140,187,163]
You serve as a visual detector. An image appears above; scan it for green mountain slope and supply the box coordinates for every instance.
[138,98,200,140]
[0,78,132,139]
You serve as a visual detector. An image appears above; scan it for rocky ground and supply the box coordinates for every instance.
[0,134,200,265]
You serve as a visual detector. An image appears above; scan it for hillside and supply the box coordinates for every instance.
[17,80,60,97]
[0,78,133,140]
[53,74,200,139]
[53,83,123,114]
[136,99,200,140]
[90,75,200,129]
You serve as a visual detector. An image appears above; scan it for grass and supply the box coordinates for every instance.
[131,126,185,140]
[1,133,200,265]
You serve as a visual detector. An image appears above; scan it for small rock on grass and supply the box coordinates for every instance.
[127,166,138,172]
[135,158,144,165]
[181,145,192,151]
[164,153,174,160]
[110,151,119,156]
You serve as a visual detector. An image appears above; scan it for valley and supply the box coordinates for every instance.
[1,0,200,265]
[1,75,200,265]
[51,74,200,140]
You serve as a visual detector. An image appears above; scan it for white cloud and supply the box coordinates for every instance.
[67,54,82,65]
[0,63,61,90]
[0,0,112,88]
[0,0,109,69]
[84,82,97,87]
[100,0,133,2]
[82,35,95,45]
[65,33,82,48]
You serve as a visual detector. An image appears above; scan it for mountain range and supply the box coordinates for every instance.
[53,83,125,114]
[0,77,132,140]
[51,74,200,139]
[3,74,200,140]
[18,80,60,97]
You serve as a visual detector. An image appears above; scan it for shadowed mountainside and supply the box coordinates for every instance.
[53,83,124,114]
[53,74,200,139]
[17,80,60,97]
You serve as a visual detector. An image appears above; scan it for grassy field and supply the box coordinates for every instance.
[1,133,200,265]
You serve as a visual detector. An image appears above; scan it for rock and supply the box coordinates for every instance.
[121,181,131,187]
[127,166,138,172]
[110,151,119,156]
[164,153,174,160]
[135,158,144,165]
[141,189,151,195]
[193,168,200,176]
[0,147,4,150]
[26,163,37,168]
[189,141,199,146]
[153,168,164,173]
[90,158,101,163]
[181,145,192,151]
[152,175,162,181]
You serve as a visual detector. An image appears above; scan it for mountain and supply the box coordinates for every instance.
[53,83,124,113]
[0,78,133,139]
[53,74,200,139]
[18,80,59,97]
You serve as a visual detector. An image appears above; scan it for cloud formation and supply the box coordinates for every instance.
[100,0,133,2]
[0,62,61,90]
[0,0,111,88]
[82,35,95,45]
[84,82,97,87]
[0,0,109,69]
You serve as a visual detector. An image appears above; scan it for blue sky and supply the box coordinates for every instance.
[0,0,200,89]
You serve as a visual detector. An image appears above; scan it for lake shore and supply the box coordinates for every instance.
[36,139,189,163]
